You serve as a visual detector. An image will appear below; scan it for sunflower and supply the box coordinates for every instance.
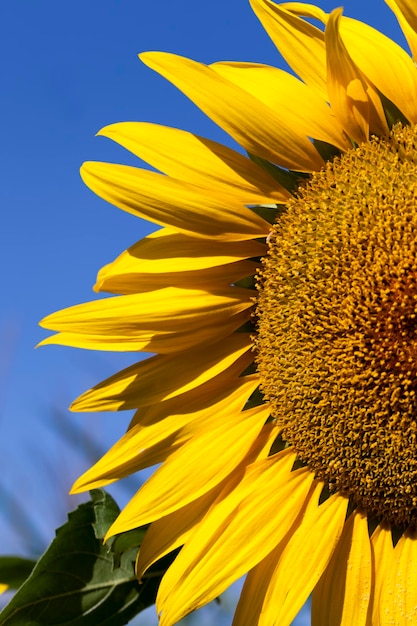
[39,1,417,624]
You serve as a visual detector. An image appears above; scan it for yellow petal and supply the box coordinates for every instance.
[136,422,279,579]
[325,8,370,143]
[39,287,253,353]
[97,258,259,294]
[81,161,270,241]
[156,452,315,626]
[379,528,417,625]
[136,485,224,580]
[234,485,348,626]
[140,52,324,173]
[281,2,328,22]
[386,0,417,61]
[98,226,266,274]
[211,61,350,151]
[249,0,328,100]
[71,332,253,412]
[95,228,265,294]
[98,122,289,204]
[370,524,394,625]
[339,14,417,124]
[136,420,280,580]
[71,375,259,491]
[106,403,270,535]
[312,509,372,626]
[279,4,394,135]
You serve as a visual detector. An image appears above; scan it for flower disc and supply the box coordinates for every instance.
[256,124,417,527]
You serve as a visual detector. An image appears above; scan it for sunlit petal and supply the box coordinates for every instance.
[386,0,417,60]
[98,122,289,203]
[140,51,324,172]
[250,0,328,99]
[211,61,350,151]
[312,510,372,626]
[81,161,270,241]
[379,529,417,624]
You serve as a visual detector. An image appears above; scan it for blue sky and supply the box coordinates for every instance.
[0,0,408,621]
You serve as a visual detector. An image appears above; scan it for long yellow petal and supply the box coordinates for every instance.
[379,528,417,625]
[280,4,388,137]
[339,14,417,124]
[283,0,417,115]
[97,258,259,295]
[71,332,253,412]
[136,422,279,579]
[94,228,264,294]
[136,421,280,580]
[156,452,315,626]
[136,485,223,580]
[71,375,260,491]
[234,485,348,626]
[325,9,370,143]
[312,509,372,626]
[211,61,350,151]
[106,404,270,535]
[39,287,253,353]
[370,524,394,625]
[140,52,324,173]
[249,0,327,100]
[281,2,327,22]
[81,161,270,241]
[98,122,289,203]
[386,0,417,61]
[98,226,266,274]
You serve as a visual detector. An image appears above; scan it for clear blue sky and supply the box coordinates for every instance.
[0,0,407,621]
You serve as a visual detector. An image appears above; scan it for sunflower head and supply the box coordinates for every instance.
[40,1,417,624]
[256,122,417,527]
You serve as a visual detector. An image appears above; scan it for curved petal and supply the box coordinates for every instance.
[312,509,372,626]
[249,0,328,100]
[156,452,314,626]
[81,162,270,242]
[140,52,324,172]
[281,3,414,127]
[39,287,253,353]
[106,404,270,535]
[71,375,260,491]
[370,524,394,625]
[136,486,223,580]
[386,0,417,60]
[278,4,387,137]
[97,259,259,294]
[233,486,348,626]
[339,14,417,124]
[71,333,253,412]
[94,228,265,294]
[281,2,328,22]
[379,528,417,625]
[211,61,350,151]
[98,122,289,203]
[136,421,280,580]
[325,8,370,143]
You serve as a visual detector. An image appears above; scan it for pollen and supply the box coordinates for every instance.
[256,124,417,526]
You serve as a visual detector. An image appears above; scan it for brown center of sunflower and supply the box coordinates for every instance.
[255,124,417,527]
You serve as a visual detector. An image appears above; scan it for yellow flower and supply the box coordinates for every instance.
[40,1,417,624]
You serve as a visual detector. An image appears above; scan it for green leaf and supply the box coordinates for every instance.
[111,528,148,570]
[0,557,36,590]
[0,489,166,626]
